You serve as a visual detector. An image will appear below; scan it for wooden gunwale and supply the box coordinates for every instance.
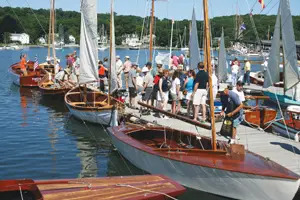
[65,87,122,111]
[109,125,300,180]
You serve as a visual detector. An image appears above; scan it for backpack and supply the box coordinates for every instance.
[162,77,171,92]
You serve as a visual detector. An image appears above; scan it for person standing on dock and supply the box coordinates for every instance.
[20,54,27,76]
[170,70,181,114]
[220,88,243,144]
[192,62,208,122]
[231,58,239,87]
[151,64,163,106]
[116,55,123,88]
[183,70,195,116]
[123,56,132,91]
[141,66,153,114]
[128,63,138,109]
[243,58,251,85]
[157,69,170,118]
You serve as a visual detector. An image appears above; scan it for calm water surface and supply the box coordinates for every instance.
[0,47,264,199]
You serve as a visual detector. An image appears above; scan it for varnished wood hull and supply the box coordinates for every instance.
[244,108,277,128]
[65,86,121,126]
[40,87,71,96]
[107,125,300,200]
[0,175,185,200]
[9,62,44,87]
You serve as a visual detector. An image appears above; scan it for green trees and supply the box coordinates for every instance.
[0,6,299,46]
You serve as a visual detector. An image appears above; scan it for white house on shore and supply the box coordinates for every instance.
[69,35,76,44]
[38,37,46,44]
[10,33,30,44]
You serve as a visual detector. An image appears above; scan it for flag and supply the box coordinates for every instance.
[258,0,265,9]
[240,23,246,31]
[33,56,39,71]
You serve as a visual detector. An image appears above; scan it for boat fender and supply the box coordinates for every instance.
[129,116,139,122]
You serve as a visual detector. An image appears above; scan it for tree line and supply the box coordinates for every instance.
[0,6,300,47]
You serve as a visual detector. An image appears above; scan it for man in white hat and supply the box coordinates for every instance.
[123,56,132,90]
[116,55,123,88]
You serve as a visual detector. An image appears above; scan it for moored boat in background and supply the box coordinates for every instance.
[272,105,300,141]
[9,61,45,87]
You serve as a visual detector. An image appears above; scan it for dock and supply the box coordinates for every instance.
[124,102,300,176]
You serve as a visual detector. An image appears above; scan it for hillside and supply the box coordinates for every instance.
[0,6,299,47]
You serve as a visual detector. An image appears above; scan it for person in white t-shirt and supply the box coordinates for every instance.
[170,71,181,114]
[231,63,239,86]
[116,55,123,88]
[233,81,245,102]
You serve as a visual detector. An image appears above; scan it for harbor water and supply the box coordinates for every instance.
[0,47,264,199]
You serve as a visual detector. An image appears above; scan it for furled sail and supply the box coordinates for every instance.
[217,28,227,82]
[79,0,99,84]
[189,8,200,70]
[263,6,281,88]
[281,0,300,91]
[109,0,117,93]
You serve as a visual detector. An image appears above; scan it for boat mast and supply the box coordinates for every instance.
[169,20,174,58]
[108,0,114,105]
[47,0,52,59]
[203,0,217,150]
[149,0,155,62]
[51,0,56,64]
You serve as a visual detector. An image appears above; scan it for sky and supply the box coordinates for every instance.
[1,0,300,20]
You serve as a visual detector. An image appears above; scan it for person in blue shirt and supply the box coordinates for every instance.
[220,88,244,144]
[183,70,195,116]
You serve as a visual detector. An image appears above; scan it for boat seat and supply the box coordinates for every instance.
[70,101,108,106]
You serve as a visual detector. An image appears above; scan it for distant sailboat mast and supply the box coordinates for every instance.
[51,0,56,64]
[108,0,117,104]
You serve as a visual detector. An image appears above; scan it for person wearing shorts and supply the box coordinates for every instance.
[157,70,170,115]
[128,63,138,108]
[183,70,195,115]
[170,71,180,114]
[220,88,244,144]
[192,63,208,122]
[141,66,153,104]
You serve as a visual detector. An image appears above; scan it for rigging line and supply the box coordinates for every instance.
[116,184,179,200]
[265,59,299,166]
[136,0,149,64]
[24,0,47,35]
[5,0,28,34]
[239,0,279,42]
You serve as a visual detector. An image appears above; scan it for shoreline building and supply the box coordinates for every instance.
[10,33,30,44]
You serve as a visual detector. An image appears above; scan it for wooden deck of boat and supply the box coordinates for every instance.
[125,106,300,176]
[36,175,185,200]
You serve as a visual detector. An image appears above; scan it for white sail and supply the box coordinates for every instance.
[281,0,300,91]
[217,28,227,82]
[79,0,99,84]
[189,8,200,70]
[264,6,281,88]
[109,0,117,93]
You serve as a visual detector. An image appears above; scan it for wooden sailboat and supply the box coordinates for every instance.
[0,175,185,200]
[65,0,122,126]
[9,61,46,87]
[263,0,300,106]
[107,1,300,199]
[272,105,300,141]
[39,0,75,96]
